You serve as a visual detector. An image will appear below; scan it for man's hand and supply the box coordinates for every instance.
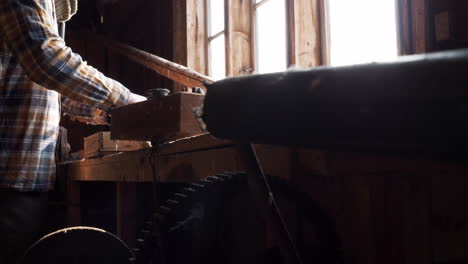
[128,92,147,104]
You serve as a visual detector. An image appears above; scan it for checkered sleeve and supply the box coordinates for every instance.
[0,0,130,112]
[61,95,111,125]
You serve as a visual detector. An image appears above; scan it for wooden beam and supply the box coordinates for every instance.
[187,0,208,75]
[203,49,468,156]
[226,0,253,77]
[411,0,429,53]
[102,37,214,88]
[292,0,322,67]
[110,92,205,141]
[116,182,137,248]
[397,0,429,55]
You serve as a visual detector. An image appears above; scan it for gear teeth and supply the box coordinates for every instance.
[207,176,223,182]
[136,171,249,264]
[153,212,163,223]
[216,173,233,180]
[199,179,212,185]
[174,193,187,199]
[136,238,145,247]
[144,220,152,229]
[140,229,150,237]
[132,247,142,257]
[182,187,197,194]
[160,205,171,214]
[166,199,179,206]
[190,183,205,189]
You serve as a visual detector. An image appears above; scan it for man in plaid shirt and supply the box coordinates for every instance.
[0,0,146,261]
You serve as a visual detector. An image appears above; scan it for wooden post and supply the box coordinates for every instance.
[291,0,322,67]
[66,179,81,226]
[226,0,253,77]
[172,0,208,91]
[116,182,137,248]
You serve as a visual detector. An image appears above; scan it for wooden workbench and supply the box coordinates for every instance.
[63,134,242,247]
[66,134,240,183]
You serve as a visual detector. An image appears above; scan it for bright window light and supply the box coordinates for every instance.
[207,0,226,80]
[255,0,287,74]
[209,35,226,80]
[209,0,224,36]
[328,0,398,66]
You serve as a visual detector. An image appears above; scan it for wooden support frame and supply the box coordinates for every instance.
[226,0,254,77]
[289,0,324,67]
[398,0,429,55]
[116,182,137,248]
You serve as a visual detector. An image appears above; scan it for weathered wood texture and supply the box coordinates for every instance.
[398,0,429,54]
[104,38,214,88]
[226,0,253,76]
[173,0,208,75]
[111,92,205,141]
[291,0,322,67]
[83,132,149,158]
[67,134,236,182]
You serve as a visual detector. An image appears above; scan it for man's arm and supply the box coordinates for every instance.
[61,95,111,125]
[0,0,136,111]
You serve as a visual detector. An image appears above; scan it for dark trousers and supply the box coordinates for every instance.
[0,188,48,264]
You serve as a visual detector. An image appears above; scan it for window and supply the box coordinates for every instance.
[207,0,227,80]
[254,0,288,74]
[190,0,402,81]
[325,0,399,66]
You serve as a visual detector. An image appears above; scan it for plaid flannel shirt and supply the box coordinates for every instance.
[0,0,131,191]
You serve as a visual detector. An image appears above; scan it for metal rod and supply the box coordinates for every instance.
[237,143,303,264]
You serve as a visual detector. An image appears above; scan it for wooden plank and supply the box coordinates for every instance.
[431,163,468,263]
[67,134,238,182]
[172,0,189,92]
[68,150,154,182]
[158,133,233,155]
[67,146,241,183]
[103,37,214,88]
[158,147,243,182]
[292,0,322,67]
[111,92,205,141]
[83,132,150,158]
[187,0,208,75]
[411,0,429,53]
[397,0,414,55]
[226,0,253,77]
[397,0,429,55]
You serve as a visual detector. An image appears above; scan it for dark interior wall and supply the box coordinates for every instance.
[428,0,468,51]
[62,0,174,152]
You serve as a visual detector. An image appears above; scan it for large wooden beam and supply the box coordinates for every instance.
[111,92,205,141]
[103,37,214,88]
[203,49,468,157]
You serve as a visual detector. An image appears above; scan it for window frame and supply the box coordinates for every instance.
[205,0,228,79]
[182,0,416,80]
